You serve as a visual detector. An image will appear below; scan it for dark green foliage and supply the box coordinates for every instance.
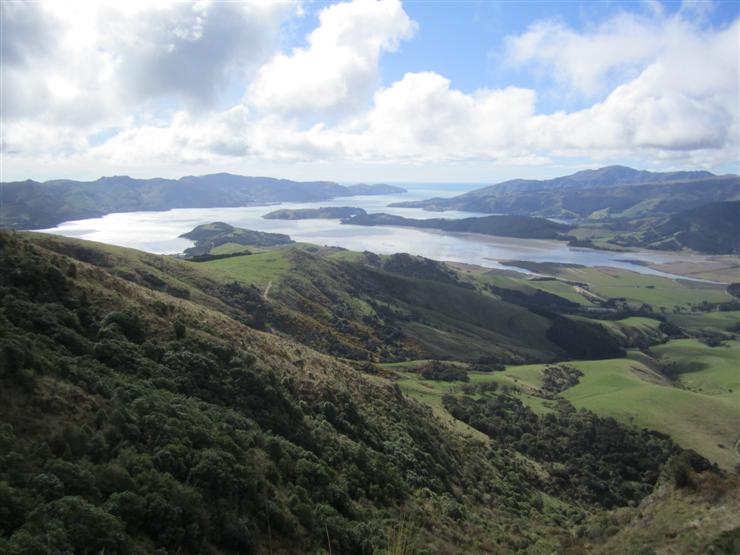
[539,365,583,397]
[173,319,187,339]
[670,458,694,489]
[14,496,128,554]
[708,527,740,555]
[417,361,469,382]
[545,314,625,359]
[443,393,693,508]
[646,201,740,254]
[0,231,723,553]
[0,232,497,553]
[486,283,580,310]
[381,253,460,284]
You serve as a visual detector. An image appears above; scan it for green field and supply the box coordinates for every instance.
[388,339,740,470]
[530,265,732,310]
[209,242,253,255]
[560,355,738,471]
[650,339,740,396]
[486,351,738,470]
[669,310,740,332]
[200,250,292,289]
[490,341,739,470]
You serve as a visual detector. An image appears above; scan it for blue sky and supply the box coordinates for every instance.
[1,0,738,182]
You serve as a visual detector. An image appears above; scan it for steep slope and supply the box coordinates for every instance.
[1,231,732,554]
[640,200,740,254]
[197,248,627,363]
[0,174,406,230]
[391,166,740,220]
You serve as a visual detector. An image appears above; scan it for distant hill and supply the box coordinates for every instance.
[640,201,740,254]
[0,174,407,229]
[343,212,573,240]
[263,206,367,220]
[344,183,405,195]
[391,166,740,220]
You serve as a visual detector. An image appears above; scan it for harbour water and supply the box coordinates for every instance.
[38,183,722,280]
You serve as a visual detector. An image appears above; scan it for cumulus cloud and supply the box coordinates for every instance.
[503,10,733,99]
[0,0,293,125]
[1,1,738,177]
[247,0,416,115]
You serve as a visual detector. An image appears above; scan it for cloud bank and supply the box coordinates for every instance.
[1,0,738,179]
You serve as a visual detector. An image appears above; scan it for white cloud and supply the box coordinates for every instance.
[0,0,293,125]
[504,9,731,99]
[88,105,253,165]
[1,1,737,179]
[247,0,416,115]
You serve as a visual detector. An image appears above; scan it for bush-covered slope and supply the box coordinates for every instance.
[199,248,628,363]
[0,231,550,553]
[0,232,735,554]
[640,201,740,254]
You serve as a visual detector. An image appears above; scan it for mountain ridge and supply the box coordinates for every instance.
[0,174,407,230]
[390,166,740,220]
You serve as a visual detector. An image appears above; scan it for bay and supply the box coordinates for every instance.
[38,183,722,281]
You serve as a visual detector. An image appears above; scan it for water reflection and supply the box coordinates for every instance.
[38,184,721,281]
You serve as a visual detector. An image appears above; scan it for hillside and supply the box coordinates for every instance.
[640,201,740,254]
[390,166,740,220]
[0,174,406,230]
[343,213,573,240]
[1,230,737,554]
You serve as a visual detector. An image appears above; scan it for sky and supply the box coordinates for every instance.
[1,0,738,183]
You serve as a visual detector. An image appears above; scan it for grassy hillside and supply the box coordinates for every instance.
[198,249,631,364]
[500,262,733,311]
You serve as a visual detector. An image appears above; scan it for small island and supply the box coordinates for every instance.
[180,222,293,259]
[262,206,367,220]
[343,213,573,240]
